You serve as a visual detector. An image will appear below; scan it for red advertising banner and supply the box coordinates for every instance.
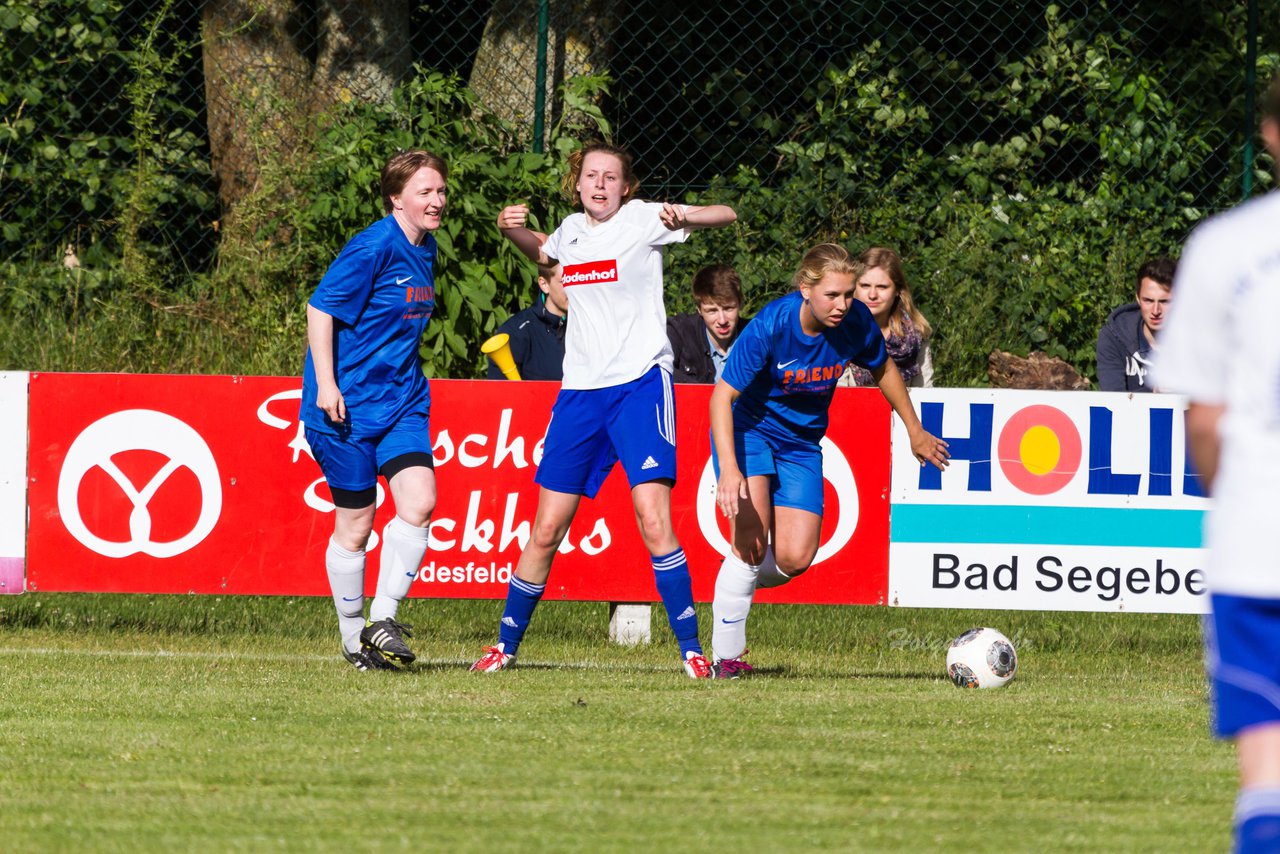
[26,373,891,604]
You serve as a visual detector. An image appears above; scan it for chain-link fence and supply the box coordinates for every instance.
[1,0,1278,380]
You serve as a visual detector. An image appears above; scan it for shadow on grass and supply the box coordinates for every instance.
[401,658,943,682]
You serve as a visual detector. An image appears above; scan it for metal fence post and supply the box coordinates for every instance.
[1243,0,1259,200]
[532,0,550,154]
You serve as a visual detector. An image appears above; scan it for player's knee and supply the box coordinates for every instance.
[775,550,815,578]
[334,518,374,552]
[736,541,768,566]
[529,518,570,552]
[396,496,435,527]
[634,510,672,548]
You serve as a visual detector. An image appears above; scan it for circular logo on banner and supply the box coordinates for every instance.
[696,437,859,566]
[996,404,1082,495]
[58,410,223,558]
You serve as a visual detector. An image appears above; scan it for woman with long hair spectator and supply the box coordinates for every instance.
[838,247,934,388]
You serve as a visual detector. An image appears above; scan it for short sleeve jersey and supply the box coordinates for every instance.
[722,290,887,445]
[542,200,687,389]
[1157,191,1280,597]
[301,215,437,437]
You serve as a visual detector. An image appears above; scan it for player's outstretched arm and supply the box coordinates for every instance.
[497,204,554,265]
[872,359,949,470]
[1184,402,1224,494]
[307,304,346,424]
[660,203,737,231]
[710,379,748,517]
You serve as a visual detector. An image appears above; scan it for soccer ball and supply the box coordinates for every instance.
[946,627,1017,689]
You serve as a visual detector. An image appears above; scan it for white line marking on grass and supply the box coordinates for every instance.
[0,647,680,673]
[0,646,342,662]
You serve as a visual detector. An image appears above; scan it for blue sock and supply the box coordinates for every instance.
[1236,787,1280,854]
[497,576,545,656]
[652,547,702,658]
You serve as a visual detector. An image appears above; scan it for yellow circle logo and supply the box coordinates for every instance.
[1019,424,1061,476]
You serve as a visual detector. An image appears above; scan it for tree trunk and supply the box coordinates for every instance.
[202,0,311,216]
[201,0,412,220]
[310,1,412,111]
[468,0,617,145]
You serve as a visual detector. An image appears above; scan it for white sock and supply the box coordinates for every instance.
[370,515,430,622]
[756,546,794,589]
[326,539,366,654]
[712,553,759,661]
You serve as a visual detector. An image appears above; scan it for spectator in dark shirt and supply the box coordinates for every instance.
[1096,257,1177,392]
[667,264,747,384]
[487,261,567,381]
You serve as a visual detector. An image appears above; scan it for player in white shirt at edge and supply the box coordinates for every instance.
[472,142,737,678]
[1157,73,1280,854]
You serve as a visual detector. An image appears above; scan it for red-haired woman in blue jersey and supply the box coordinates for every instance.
[301,150,446,672]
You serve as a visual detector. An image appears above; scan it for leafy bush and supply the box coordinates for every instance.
[0,0,220,374]
[0,0,213,294]
[674,15,1210,387]
[218,71,610,379]
[0,2,1272,386]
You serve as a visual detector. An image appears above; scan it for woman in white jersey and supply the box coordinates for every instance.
[472,142,736,678]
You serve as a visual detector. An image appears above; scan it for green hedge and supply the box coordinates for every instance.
[0,3,1274,384]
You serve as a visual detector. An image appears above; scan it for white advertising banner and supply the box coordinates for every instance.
[0,372,28,593]
[890,388,1210,614]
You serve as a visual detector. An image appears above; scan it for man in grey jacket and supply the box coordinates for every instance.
[1096,257,1177,392]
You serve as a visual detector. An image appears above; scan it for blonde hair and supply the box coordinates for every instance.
[561,142,639,207]
[792,243,860,291]
[859,247,932,339]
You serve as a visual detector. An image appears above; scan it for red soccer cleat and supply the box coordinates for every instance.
[683,651,713,679]
[470,644,515,672]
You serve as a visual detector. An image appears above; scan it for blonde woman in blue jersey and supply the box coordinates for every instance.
[708,243,950,677]
[301,150,446,671]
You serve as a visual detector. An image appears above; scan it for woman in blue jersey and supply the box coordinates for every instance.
[471,142,737,678]
[300,150,446,671]
[708,243,950,677]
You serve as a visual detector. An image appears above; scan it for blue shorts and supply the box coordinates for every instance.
[712,425,824,516]
[306,410,433,494]
[1206,593,1280,738]
[536,366,677,499]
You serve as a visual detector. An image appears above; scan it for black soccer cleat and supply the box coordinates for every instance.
[360,618,416,666]
[343,645,398,672]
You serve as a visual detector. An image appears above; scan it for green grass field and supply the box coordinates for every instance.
[0,594,1234,851]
